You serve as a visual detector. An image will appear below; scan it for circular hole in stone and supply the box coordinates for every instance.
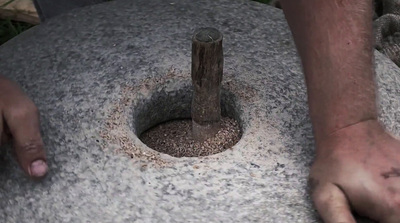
[133,82,242,157]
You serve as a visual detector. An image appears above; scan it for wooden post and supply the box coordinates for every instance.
[191,27,223,142]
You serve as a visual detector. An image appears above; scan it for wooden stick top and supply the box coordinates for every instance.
[193,27,223,43]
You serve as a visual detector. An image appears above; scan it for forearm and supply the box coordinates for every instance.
[281,0,377,143]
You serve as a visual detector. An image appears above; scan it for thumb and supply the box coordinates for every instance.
[3,101,48,178]
[312,182,356,223]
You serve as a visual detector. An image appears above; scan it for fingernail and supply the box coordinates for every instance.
[29,160,48,177]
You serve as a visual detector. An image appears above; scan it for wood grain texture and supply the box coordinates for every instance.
[191,27,223,141]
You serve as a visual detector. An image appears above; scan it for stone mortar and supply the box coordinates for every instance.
[0,0,397,222]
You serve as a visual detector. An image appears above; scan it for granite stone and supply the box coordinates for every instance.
[0,0,396,222]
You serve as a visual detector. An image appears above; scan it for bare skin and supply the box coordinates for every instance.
[281,0,400,222]
[0,76,47,178]
[1,0,399,221]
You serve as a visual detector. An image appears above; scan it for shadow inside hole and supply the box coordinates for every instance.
[133,83,243,137]
[132,83,243,157]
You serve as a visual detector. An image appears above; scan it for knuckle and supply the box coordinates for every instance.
[18,140,44,155]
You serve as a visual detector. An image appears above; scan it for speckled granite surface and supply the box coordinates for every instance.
[0,0,396,222]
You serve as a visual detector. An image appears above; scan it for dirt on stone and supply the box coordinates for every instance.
[140,117,241,157]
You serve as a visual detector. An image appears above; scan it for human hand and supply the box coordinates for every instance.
[310,120,400,223]
[0,76,48,178]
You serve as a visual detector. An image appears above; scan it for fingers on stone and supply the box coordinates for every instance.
[312,183,356,223]
[3,100,47,177]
